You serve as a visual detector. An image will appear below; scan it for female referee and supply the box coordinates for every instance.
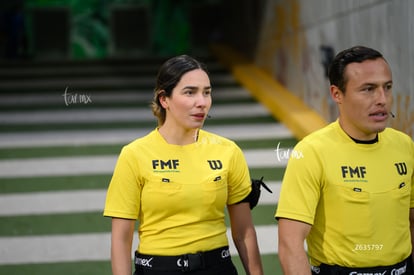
[104,55,263,275]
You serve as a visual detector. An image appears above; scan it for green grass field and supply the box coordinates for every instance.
[0,141,288,274]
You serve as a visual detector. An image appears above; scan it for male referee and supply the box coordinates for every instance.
[276,46,414,274]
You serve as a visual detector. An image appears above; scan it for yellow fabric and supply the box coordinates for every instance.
[276,120,414,267]
[104,129,251,255]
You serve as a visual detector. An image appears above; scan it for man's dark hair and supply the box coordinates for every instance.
[328,46,384,92]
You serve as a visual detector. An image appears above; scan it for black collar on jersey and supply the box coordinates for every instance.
[349,134,379,144]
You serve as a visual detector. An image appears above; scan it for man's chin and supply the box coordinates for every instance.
[373,125,387,133]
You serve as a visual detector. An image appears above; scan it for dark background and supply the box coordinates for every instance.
[0,0,266,61]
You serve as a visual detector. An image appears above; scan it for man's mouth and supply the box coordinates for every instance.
[369,112,387,117]
[369,111,388,120]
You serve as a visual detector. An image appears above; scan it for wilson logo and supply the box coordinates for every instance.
[207,160,223,170]
[394,162,407,175]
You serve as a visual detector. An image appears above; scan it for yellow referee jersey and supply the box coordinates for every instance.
[276,120,414,267]
[104,129,251,255]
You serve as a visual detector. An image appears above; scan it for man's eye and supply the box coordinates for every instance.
[362,86,373,92]
[385,84,393,90]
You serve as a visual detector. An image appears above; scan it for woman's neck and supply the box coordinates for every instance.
[158,125,199,145]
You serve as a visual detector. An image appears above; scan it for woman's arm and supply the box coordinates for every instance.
[111,217,136,275]
[278,218,312,275]
[227,202,264,275]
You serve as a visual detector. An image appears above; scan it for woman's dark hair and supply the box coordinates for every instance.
[328,46,384,93]
[151,54,209,125]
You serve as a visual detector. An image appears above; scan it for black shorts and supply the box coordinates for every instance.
[133,246,238,275]
[134,260,238,275]
[311,254,413,275]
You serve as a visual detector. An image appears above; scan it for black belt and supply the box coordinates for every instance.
[134,246,232,272]
[311,254,413,275]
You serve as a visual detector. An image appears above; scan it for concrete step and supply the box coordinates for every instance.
[0,87,253,108]
[0,123,293,148]
[0,103,271,125]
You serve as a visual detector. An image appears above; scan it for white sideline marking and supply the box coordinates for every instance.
[0,190,107,216]
[0,226,278,264]
[0,183,281,217]
[0,149,288,178]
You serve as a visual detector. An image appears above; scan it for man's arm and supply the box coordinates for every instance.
[278,218,312,275]
[410,208,414,265]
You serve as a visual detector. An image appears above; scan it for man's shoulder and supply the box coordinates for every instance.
[381,127,414,145]
[299,121,339,147]
[383,127,411,137]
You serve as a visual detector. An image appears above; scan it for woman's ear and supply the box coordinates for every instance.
[330,85,342,104]
[158,91,168,109]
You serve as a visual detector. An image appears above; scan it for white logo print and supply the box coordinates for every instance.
[177,258,189,268]
[391,263,407,275]
[136,257,153,267]
[221,249,230,258]
[349,271,386,275]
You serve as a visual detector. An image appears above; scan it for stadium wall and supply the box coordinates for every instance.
[253,0,414,137]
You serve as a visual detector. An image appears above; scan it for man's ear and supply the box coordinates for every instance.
[330,85,343,104]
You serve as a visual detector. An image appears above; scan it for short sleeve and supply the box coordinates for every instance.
[275,140,323,225]
[104,146,142,220]
[226,144,251,205]
[408,139,414,208]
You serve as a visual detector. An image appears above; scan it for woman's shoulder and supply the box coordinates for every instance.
[198,129,237,146]
[122,129,158,150]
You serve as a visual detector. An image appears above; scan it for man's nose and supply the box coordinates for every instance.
[376,88,388,105]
